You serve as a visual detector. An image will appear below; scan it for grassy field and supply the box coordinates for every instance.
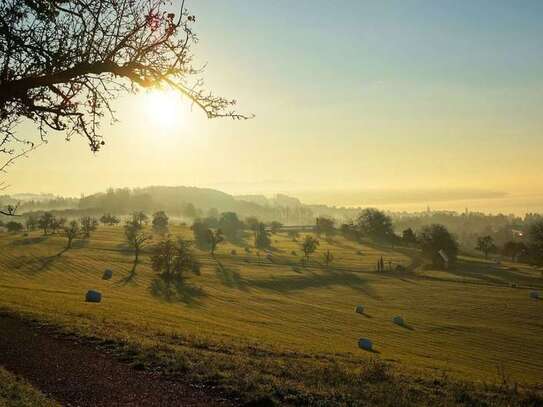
[0,367,58,407]
[0,225,542,405]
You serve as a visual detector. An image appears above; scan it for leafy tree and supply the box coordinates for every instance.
[208,228,224,256]
[502,241,527,262]
[269,221,283,234]
[301,235,319,261]
[51,216,66,234]
[322,250,334,268]
[124,222,151,266]
[254,222,271,249]
[152,210,169,235]
[340,222,360,241]
[192,220,211,250]
[315,217,335,237]
[100,213,120,226]
[131,211,148,228]
[5,221,23,233]
[25,215,38,231]
[80,216,98,238]
[0,0,248,181]
[38,212,55,235]
[64,220,80,249]
[419,224,458,268]
[182,203,198,219]
[356,209,394,242]
[218,212,243,241]
[150,238,199,288]
[402,228,417,245]
[475,235,496,259]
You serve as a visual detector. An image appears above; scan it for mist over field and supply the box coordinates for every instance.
[1,0,542,406]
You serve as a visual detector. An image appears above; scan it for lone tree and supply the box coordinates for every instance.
[38,211,55,235]
[207,228,224,256]
[124,221,150,267]
[322,249,334,268]
[475,235,496,259]
[301,235,319,262]
[150,238,199,289]
[63,220,80,249]
[80,216,98,238]
[152,210,169,235]
[0,0,249,173]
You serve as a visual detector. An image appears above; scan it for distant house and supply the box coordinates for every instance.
[438,249,449,269]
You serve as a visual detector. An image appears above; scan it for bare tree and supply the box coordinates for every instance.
[0,0,250,212]
[64,220,80,249]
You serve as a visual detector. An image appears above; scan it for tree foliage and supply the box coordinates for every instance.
[419,224,458,268]
[356,209,394,242]
[152,210,169,235]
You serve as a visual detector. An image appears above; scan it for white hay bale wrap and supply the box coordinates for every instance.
[85,290,102,303]
[530,290,540,300]
[358,338,373,351]
[392,316,404,326]
[355,305,364,314]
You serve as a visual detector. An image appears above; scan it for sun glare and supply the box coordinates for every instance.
[143,89,185,131]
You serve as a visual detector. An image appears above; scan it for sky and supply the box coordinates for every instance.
[5,0,543,208]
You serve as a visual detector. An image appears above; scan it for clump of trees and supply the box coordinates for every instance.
[150,238,200,290]
[419,224,458,268]
[269,221,283,234]
[254,223,271,249]
[5,221,23,233]
[357,208,395,242]
[475,236,496,259]
[152,211,169,236]
[218,212,244,241]
[80,216,98,238]
[315,217,335,237]
[100,214,120,226]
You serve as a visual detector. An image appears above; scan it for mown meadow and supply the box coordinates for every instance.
[1,225,542,405]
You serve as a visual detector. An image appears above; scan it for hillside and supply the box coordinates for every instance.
[0,226,541,405]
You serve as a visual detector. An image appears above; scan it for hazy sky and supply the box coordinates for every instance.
[6,0,543,203]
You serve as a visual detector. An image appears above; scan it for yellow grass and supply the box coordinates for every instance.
[0,226,542,403]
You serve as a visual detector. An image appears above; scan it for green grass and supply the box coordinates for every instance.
[1,226,542,405]
[0,367,58,407]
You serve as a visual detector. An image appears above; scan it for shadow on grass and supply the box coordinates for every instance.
[117,260,139,286]
[215,260,249,291]
[150,277,205,306]
[10,236,48,246]
[244,269,378,298]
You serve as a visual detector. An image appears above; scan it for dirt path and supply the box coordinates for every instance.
[0,314,234,406]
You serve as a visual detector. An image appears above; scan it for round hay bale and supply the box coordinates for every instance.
[530,290,540,300]
[355,305,364,314]
[85,290,102,303]
[102,269,113,280]
[358,338,373,351]
[392,316,404,326]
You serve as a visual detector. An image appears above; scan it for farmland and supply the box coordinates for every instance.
[0,225,542,405]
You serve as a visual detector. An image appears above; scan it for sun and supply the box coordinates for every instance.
[143,89,185,130]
